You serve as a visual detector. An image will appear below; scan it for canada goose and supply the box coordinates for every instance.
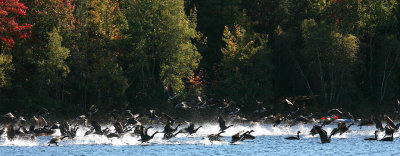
[38,116,48,128]
[242,130,255,140]
[273,114,284,127]
[374,117,384,131]
[113,121,125,135]
[132,125,143,137]
[164,122,182,134]
[50,121,60,129]
[384,114,396,128]
[380,132,394,141]
[122,110,137,119]
[139,126,153,137]
[87,121,110,136]
[163,131,181,140]
[48,136,68,146]
[161,113,177,124]
[148,109,160,124]
[312,125,331,143]
[290,114,313,126]
[321,116,335,126]
[88,105,98,117]
[59,121,71,136]
[180,121,202,135]
[340,123,354,135]
[358,115,374,129]
[33,127,56,136]
[90,121,104,135]
[394,99,400,113]
[140,130,159,142]
[207,131,225,141]
[84,128,95,136]
[3,112,15,120]
[2,112,16,123]
[364,131,378,140]
[285,131,301,140]
[231,131,245,143]
[327,109,343,115]
[0,128,5,136]
[384,125,394,137]
[310,125,319,136]
[76,115,88,127]
[176,101,191,109]
[109,109,123,123]
[69,125,79,139]
[32,115,48,128]
[189,125,202,135]
[345,112,354,120]
[125,117,141,127]
[284,98,294,107]
[107,133,120,138]
[218,116,233,131]
[329,128,339,137]
[330,122,355,135]
[6,123,16,140]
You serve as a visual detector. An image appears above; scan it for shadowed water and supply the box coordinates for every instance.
[0,123,398,155]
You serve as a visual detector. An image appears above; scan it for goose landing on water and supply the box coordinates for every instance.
[242,130,255,140]
[179,121,202,136]
[380,132,394,141]
[285,131,301,140]
[140,131,159,142]
[207,131,225,141]
[48,136,67,146]
[140,126,159,142]
[218,116,233,131]
[231,131,245,143]
[364,131,378,141]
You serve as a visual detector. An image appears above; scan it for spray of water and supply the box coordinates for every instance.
[0,122,392,146]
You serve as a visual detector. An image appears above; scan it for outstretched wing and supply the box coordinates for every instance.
[90,121,102,134]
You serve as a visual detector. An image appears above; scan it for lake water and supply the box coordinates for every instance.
[0,123,398,156]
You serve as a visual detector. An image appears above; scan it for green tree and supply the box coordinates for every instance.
[67,0,128,111]
[301,19,360,107]
[0,54,14,88]
[121,0,201,109]
[219,24,272,110]
[38,28,70,88]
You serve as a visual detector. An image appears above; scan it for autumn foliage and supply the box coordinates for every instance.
[0,0,31,47]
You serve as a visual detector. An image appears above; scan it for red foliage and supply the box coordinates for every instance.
[187,69,206,89]
[0,0,31,47]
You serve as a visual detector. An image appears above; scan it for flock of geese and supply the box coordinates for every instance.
[0,105,399,146]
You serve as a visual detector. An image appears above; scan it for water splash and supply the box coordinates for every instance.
[0,123,392,146]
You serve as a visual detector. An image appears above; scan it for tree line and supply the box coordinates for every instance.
[1,0,400,117]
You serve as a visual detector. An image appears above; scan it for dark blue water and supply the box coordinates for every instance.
[0,123,398,155]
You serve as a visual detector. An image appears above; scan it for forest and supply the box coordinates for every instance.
[1,0,400,119]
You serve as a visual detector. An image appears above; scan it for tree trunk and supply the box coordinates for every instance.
[369,36,374,97]
[294,59,318,105]
[317,54,328,105]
